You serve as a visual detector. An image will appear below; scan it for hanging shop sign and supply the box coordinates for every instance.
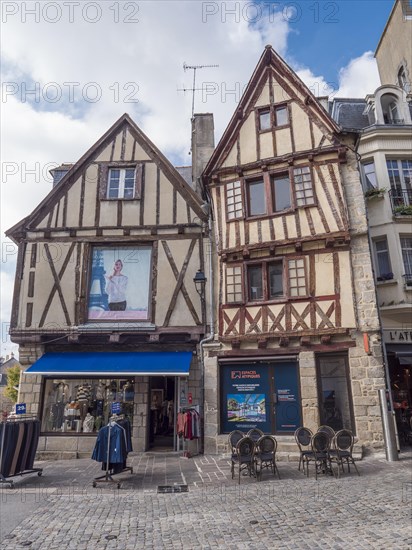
[383,330,412,343]
[111,402,121,415]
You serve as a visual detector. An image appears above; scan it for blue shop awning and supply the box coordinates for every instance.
[24,352,192,377]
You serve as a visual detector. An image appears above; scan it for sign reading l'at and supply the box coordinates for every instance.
[383,330,412,343]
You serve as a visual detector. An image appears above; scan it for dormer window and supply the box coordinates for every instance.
[381,93,403,124]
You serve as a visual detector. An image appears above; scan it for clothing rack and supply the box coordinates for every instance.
[176,406,200,457]
[0,416,43,488]
[92,415,133,489]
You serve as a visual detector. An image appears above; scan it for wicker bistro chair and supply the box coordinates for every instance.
[247,428,265,443]
[294,427,313,473]
[317,425,335,438]
[228,430,245,457]
[329,429,360,477]
[231,437,256,484]
[304,431,334,479]
[254,436,280,481]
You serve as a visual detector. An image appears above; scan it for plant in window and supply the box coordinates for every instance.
[394,205,412,215]
[364,187,387,199]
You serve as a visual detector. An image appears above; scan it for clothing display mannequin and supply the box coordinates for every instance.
[83,413,95,433]
[76,384,91,424]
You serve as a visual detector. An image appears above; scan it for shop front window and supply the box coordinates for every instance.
[317,355,354,433]
[41,378,135,433]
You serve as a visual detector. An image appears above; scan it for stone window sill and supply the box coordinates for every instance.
[376,279,398,287]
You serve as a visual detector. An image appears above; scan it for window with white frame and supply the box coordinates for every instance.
[387,160,412,204]
[293,166,315,206]
[362,161,378,190]
[107,168,136,199]
[226,181,243,220]
[373,237,392,279]
[226,265,243,303]
[400,236,412,281]
[288,258,307,296]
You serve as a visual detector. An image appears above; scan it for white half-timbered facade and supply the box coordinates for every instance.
[202,47,386,454]
[7,114,209,456]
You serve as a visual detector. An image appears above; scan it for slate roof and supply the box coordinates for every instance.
[330,98,370,131]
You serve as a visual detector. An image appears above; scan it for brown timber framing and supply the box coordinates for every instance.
[10,243,26,329]
[6,114,207,243]
[203,47,341,179]
[217,233,350,258]
[74,242,82,325]
[39,242,76,327]
[206,147,346,182]
[212,341,356,357]
[314,164,345,232]
[161,239,201,327]
[151,240,159,323]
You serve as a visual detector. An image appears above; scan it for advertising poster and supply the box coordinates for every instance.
[221,365,271,433]
[88,246,151,321]
[274,363,301,432]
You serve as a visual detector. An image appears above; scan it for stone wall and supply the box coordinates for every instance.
[299,351,320,433]
[339,145,386,449]
[18,343,44,416]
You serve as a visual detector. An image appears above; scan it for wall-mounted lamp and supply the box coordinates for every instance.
[193,269,207,299]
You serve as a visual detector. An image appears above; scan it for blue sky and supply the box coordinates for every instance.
[286,0,393,83]
[0,0,398,355]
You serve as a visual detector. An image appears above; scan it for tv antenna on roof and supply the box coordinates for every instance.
[179,62,219,117]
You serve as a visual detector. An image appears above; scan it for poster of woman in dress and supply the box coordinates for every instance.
[88,246,151,320]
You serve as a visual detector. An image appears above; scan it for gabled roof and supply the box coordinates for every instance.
[203,45,341,177]
[7,114,206,241]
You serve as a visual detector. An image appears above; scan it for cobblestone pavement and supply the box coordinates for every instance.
[0,452,411,549]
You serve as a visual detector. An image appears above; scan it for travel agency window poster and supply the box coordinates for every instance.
[88,246,152,321]
[220,365,271,433]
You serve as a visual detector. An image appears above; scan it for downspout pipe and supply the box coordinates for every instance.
[198,211,215,453]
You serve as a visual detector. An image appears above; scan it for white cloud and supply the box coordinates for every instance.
[336,51,381,98]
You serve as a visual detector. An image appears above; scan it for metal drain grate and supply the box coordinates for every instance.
[157,485,188,494]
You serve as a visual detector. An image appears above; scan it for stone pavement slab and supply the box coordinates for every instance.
[0,453,411,549]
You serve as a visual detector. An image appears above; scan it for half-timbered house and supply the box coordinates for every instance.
[6,114,209,457]
[201,46,386,455]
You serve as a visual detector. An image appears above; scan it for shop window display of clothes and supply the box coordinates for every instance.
[40,378,135,433]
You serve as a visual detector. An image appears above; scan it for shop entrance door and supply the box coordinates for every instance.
[273,362,301,433]
[221,361,302,434]
[148,377,176,450]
